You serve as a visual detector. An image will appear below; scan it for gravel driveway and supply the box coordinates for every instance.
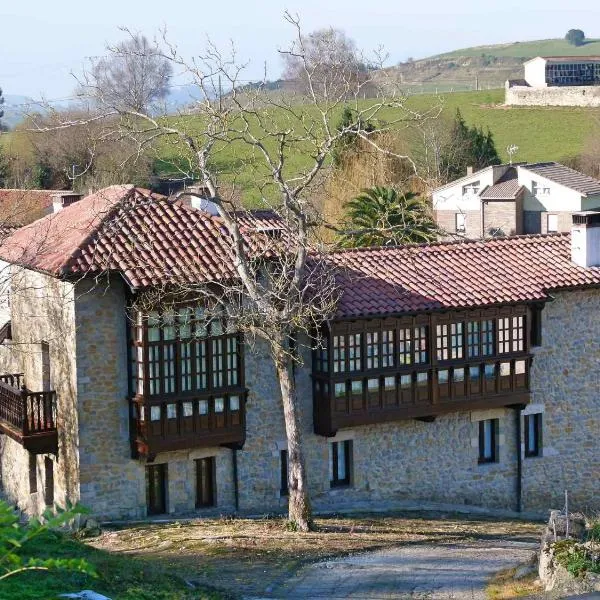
[270,538,538,599]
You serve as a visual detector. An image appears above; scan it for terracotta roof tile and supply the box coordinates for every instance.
[329,234,600,318]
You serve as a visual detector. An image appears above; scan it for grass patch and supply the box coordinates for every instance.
[486,565,541,599]
[2,529,227,600]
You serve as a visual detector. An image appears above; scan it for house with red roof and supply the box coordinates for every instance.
[0,185,598,519]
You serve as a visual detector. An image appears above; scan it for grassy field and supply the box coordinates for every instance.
[155,88,600,205]
[433,37,600,59]
[3,529,225,600]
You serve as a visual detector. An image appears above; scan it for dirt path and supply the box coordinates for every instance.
[269,539,538,599]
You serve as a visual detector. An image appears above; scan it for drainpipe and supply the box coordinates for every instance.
[232,448,239,512]
[515,406,523,512]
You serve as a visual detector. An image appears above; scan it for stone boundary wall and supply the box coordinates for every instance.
[505,84,600,107]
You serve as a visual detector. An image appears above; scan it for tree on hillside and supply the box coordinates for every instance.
[85,33,172,112]
[565,29,585,47]
[282,27,369,97]
[439,109,500,182]
[54,14,425,531]
[332,105,376,166]
[340,186,438,247]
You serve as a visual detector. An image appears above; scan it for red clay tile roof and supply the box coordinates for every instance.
[522,162,600,196]
[0,185,239,289]
[329,234,600,318]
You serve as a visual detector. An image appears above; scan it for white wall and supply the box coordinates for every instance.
[524,58,547,88]
[432,168,495,211]
[518,167,584,212]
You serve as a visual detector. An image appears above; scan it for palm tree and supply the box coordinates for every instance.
[340,186,438,247]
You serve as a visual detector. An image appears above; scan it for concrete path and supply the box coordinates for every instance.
[269,538,538,599]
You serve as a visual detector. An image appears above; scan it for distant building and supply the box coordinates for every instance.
[506,56,600,106]
[431,162,600,238]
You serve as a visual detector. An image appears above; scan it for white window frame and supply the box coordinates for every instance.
[455,213,466,233]
[547,213,558,233]
[462,181,480,196]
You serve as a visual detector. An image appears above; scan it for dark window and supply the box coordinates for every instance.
[146,464,167,515]
[329,440,352,487]
[280,449,289,496]
[524,413,542,457]
[467,320,494,358]
[478,419,498,464]
[399,327,428,365]
[437,323,463,361]
[366,332,380,369]
[44,457,54,506]
[315,341,329,373]
[381,330,395,368]
[332,335,346,373]
[196,457,216,508]
[347,334,362,371]
[530,307,543,347]
[29,453,37,495]
[498,316,524,354]
[131,308,241,397]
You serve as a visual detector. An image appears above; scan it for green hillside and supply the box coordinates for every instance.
[156,89,598,205]
[433,38,600,60]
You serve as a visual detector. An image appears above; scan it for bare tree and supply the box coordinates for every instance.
[282,27,369,98]
[86,33,172,112]
[39,13,429,530]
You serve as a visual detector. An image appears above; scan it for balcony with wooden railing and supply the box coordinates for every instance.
[0,374,58,454]
[130,391,246,460]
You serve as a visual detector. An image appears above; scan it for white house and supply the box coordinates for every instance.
[431,162,600,238]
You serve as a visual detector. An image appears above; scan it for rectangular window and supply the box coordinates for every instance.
[512,316,524,352]
[347,334,362,371]
[44,457,54,506]
[315,342,329,373]
[531,180,538,196]
[455,213,466,232]
[399,328,413,364]
[381,330,395,367]
[280,449,289,496]
[478,419,498,464]
[497,317,511,354]
[29,453,37,495]
[530,307,542,347]
[196,457,216,508]
[366,332,380,369]
[437,323,462,361]
[146,464,167,515]
[401,326,428,364]
[332,335,346,373]
[467,321,480,358]
[462,181,480,196]
[334,382,346,398]
[524,413,542,457]
[413,327,428,364]
[450,323,463,359]
[547,214,558,233]
[329,440,352,488]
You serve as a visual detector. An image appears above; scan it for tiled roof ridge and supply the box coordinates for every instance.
[58,186,141,276]
[331,232,569,256]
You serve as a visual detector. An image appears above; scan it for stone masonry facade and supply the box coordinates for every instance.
[1,278,600,520]
[506,83,600,107]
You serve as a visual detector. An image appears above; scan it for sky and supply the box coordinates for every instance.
[2,0,600,101]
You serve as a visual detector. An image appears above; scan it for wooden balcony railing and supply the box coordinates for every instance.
[313,357,531,437]
[130,391,246,459]
[0,374,58,454]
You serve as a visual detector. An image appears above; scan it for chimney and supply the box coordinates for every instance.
[571,211,600,267]
[466,166,474,176]
[51,192,84,213]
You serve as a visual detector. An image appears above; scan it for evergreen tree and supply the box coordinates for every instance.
[565,29,585,46]
[340,186,438,247]
[440,109,500,181]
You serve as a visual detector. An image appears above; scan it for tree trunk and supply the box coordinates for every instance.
[273,339,313,531]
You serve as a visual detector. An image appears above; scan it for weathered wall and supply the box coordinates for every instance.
[523,289,600,512]
[482,200,518,236]
[506,85,600,107]
[0,267,78,516]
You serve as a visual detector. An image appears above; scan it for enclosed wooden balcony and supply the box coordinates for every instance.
[0,374,58,454]
[314,357,530,436]
[130,391,246,460]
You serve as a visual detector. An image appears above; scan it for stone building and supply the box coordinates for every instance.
[0,185,599,520]
[506,56,600,106]
[431,161,600,239]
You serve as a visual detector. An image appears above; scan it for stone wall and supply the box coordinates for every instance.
[0,267,78,516]
[506,84,600,107]
[482,200,520,236]
[523,289,600,512]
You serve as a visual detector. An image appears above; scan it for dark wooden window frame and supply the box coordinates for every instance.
[330,440,352,488]
[44,456,54,506]
[478,419,499,464]
[280,449,289,496]
[130,307,244,400]
[195,457,216,508]
[146,463,168,515]
[524,413,542,458]
[29,453,37,495]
